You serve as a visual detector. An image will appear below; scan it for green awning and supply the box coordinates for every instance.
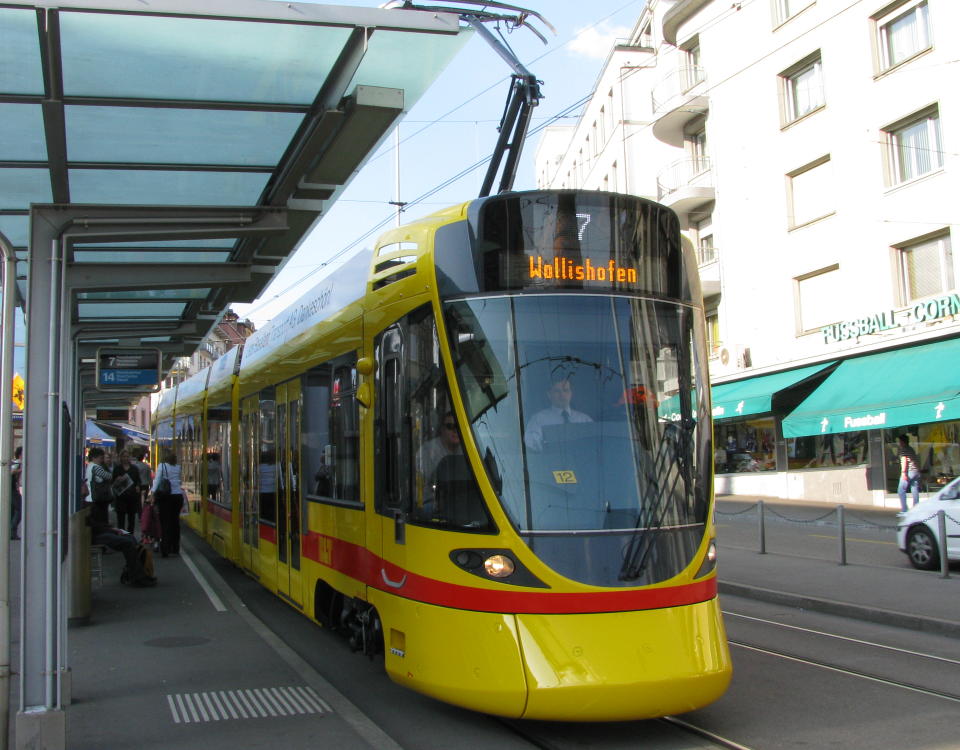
[781,338,960,437]
[711,363,835,420]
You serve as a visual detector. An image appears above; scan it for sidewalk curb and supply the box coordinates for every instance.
[718,581,960,637]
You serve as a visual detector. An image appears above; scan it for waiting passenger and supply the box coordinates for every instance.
[111,449,142,535]
[149,452,184,558]
[87,447,154,587]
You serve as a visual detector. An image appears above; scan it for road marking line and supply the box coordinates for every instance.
[179,545,228,611]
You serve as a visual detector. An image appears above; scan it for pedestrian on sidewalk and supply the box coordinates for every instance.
[111,449,142,535]
[896,434,921,512]
[149,452,184,558]
[10,446,22,540]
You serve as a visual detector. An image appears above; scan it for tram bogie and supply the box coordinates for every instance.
[153,190,732,721]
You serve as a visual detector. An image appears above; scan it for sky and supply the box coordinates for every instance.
[232,0,646,326]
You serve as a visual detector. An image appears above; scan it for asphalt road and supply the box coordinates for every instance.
[193,528,959,750]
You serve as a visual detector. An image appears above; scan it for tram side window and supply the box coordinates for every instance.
[206,405,231,505]
[175,415,201,510]
[302,353,361,504]
[375,305,493,531]
[258,388,277,523]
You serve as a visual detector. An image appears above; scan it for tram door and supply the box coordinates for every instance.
[374,323,407,585]
[239,396,259,576]
[275,380,303,605]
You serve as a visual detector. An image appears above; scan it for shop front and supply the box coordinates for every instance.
[711,362,836,498]
[714,336,960,506]
[781,336,960,505]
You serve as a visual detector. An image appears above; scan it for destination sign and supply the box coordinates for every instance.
[96,347,161,392]
[440,191,684,299]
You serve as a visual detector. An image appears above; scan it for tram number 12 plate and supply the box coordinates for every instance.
[552,470,578,484]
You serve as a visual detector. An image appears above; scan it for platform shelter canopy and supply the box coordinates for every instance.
[0,0,469,386]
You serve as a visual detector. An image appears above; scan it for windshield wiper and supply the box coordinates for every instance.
[618,421,691,582]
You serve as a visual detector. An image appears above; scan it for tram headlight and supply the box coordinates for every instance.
[694,540,718,578]
[483,554,515,578]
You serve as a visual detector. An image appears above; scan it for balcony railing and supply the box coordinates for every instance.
[651,66,707,115]
[698,245,719,266]
[656,157,713,201]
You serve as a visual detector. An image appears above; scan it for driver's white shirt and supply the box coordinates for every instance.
[524,406,592,451]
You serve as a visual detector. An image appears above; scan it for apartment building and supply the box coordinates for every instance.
[535,0,958,506]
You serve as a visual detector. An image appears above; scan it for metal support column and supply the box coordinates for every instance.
[0,231,18,750]
[19,225,66,749]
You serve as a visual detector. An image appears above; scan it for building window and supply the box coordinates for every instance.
[897,232,954,303]
[716,417,777,474]
[604,89,615,138]
[795,264,842,333]
[780,53,824,124]
[706,311,721,356]
[686,123,708,174]
[787,431,868,470]
[883,425,959,494]
[681,38,704,91]
[875,0,931,71]
[694,216,716,265]
[787,156,833,228]
[885,107,942,185]
[773,0,815,26]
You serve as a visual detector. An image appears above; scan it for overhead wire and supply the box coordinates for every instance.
[242,90,592,319]
[241,2,641,319]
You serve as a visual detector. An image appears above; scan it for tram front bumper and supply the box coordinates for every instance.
[516,596,732,721]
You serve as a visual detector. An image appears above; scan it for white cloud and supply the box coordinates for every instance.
[568,22,632,60]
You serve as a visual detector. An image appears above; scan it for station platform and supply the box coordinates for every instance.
[9,530,401,750]
[7,497,960,747]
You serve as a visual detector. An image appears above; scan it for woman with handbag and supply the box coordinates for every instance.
[149,452,184,558]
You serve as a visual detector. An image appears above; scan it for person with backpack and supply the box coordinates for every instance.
[87,447,155,587]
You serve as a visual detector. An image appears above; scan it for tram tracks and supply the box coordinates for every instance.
[498,714,753,750]
[728,639,960,703]
[724,609,960,704]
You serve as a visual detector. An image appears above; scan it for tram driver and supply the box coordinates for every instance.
[524,375,593,452]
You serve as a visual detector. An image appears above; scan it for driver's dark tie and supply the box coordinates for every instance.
[562,410,570,423]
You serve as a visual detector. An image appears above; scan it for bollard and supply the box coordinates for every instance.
[758,500,766,554]
[938,510,950,579]
[838,504,847,566]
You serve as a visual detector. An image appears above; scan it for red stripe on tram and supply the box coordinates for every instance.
[301,531,716,615]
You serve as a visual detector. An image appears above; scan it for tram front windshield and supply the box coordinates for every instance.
[445,294,710,586]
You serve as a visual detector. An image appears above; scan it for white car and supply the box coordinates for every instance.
[897,476,960,570]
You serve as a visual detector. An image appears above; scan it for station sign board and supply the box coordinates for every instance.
[96,408,129,421]
[96,347,162,392]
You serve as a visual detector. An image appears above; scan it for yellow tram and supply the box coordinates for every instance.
[153,189,732,720]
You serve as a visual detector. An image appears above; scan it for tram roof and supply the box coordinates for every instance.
[0,0,469,407]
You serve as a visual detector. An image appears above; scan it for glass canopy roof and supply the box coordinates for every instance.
[0,0,469,393]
